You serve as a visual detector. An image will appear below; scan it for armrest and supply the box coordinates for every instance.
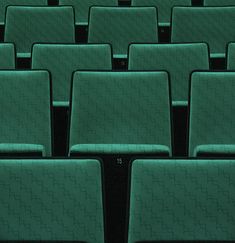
[17,53,31,59]
[69,144,170,156]
[0,143,45,157]
[194,144,235,157]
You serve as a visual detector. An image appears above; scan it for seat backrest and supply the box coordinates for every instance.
[128,43,209,106]
[0,0,47,25]
[189,72,235,157]
[128,159,235,243]
[88,7,158,58]
[204,0,235,6]
[171,6,235,58]
[32,44,112,106]
[4,6,75,58]
[0,70,52,156]
[59,0,118,25]
[132,0,191,26]
[69,71,172,155]
[0,43,15,68]
[0,159,105,242]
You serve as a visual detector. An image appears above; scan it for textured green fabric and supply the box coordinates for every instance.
[132,0,191,26]
[59,0,118,25]
[227,43,235,69]
[205,0,235,6]
[4,6,75,58]
[0,0,47,25]
[88,7,158,58]
[129,43,209,106]
[32,44,112,106]
[0,159,104,242]
[0,144,45,156]
[0,43,15,68]
[69,71,172,155]
[189,72,235,157]
[0,70,52,156]
[171,6,235,58]
[128,159,235,242]
[70,144,170,155]
[194,144,235,157]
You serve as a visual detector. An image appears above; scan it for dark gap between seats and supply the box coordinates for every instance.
[48,0,58,6]
[210,58,226,70]
[119,0,131,6]
[75,25,88,44]
[104,156,129,243]
[159,26,171,43]
[16,58,31,69]
[173,106,188,157]
[0,25,4,42]
[53,106,69,156]
[192,0,203,6]
[113,58,128,70]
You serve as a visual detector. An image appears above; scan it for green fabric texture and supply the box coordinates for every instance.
[0,70,52,156]
[32,44,112,106]
[88,7,158,58]
[0,159,104,242]
[69,71,172,155]
[227,43,235,69]
[128,43,209,106]
[194,144,235,157]
[205,0,235,6]
[0,43,15,68]
[0,0,47,25]
[128,159,235,242]
[132,0,191,26]
[70,144,170,155]
[0,144,45,156]
[4,6,75,58]
[171,6,235,58]
[189,72,235,157]
[59,0,118,25]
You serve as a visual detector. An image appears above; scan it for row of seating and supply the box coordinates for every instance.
[1,0,235,26]
[0,69,234,158]
[2,42,235,106]
[2,6,235,57]
[0,158,234,241]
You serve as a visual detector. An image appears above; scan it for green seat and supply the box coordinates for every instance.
[0,70,52,156]
[189,72,235,157]
[69,71,172,156]
[88,7,158,59]
[59,0,118,25]
[171,6,235,58]
[132,0,191,27]
[0,0,47,25]
[0,159,104,242]
[32,44,112,107]
[128,43,209,106]
[4,6,75,58]
[227,42,235,69]
[128,159,235,242]
[205,0,235,6]
[0,43,15,68]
